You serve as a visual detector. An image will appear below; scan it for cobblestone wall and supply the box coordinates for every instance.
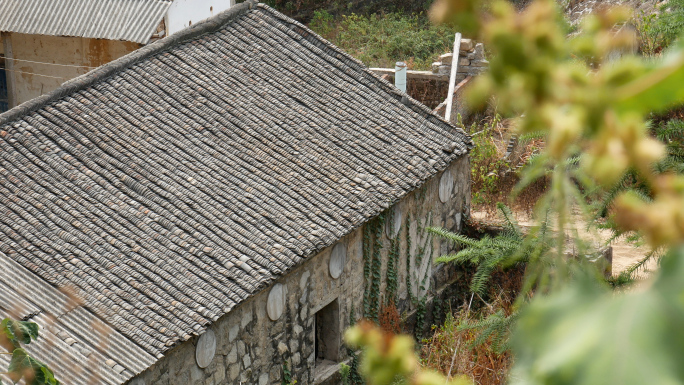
[127,155,471,385]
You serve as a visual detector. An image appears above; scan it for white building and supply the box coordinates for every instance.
[0,0,236,111]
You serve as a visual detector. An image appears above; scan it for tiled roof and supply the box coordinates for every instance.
[0,252,156,385]
[0,0,470,365]
[0,0,172,44]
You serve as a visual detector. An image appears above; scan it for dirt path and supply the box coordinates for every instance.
[609,240,656,277]
[470,210,657,277]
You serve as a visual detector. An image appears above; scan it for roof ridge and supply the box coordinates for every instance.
[0,0,259,127]
[256,3,468,138]
[0,0,473,363]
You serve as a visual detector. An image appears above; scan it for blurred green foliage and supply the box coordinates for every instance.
[348,0,684,384]
[512,247,684,385]
[1,318,60,385]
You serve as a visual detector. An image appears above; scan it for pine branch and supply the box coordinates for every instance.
[426,226,478,247]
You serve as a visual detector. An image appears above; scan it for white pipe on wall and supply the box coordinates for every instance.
[394,61,407,93]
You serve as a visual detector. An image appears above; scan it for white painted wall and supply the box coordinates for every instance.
[165,0,236,35]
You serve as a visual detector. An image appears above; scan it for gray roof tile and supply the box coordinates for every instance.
[0,0,470,359]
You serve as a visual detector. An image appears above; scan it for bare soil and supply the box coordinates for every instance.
[470,210,657,277]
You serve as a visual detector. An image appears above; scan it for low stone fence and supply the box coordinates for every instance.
[431,38,488,84]
[368,38,489,124]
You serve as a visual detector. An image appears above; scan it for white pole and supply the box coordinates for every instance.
[444,32,462,122]
[394,61,407,93]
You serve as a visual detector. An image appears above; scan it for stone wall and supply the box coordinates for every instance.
[127,155,471,385]
[431,39,488,84]
[432,40,488,125]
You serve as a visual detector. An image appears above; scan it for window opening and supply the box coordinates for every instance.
[315,299,340,362]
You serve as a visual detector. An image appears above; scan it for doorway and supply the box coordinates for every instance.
[315,299,340,362]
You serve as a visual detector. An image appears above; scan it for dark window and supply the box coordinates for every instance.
[315,299,340,362]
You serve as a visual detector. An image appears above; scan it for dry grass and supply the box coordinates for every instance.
[470,117,549,219]
[420,266,524,385]
[379,300,402,335]
[421,303,512,385]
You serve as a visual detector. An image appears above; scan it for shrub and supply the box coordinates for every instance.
[309,12,456,69]
[310,9,335,37]
[469,128,508,207]
[635,0,684,55]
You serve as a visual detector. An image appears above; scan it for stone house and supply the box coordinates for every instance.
[0,2,471,385]
[0,0,236,111]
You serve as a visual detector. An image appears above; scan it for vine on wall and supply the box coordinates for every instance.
[370,213,384,322]
[403,185,434,339]
[360,187,435,340]
[362,223,372,318]
[342,305,365,385]
[385,207,400,306]
[405,212,414,301]
[407,211,434,339]
[362,214,384,322]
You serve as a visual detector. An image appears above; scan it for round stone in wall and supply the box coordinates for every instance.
[439,170,454,203]
[195,329,216,368]
[267,283,286,321]
[329,243,347,279]
[385,206,402,238]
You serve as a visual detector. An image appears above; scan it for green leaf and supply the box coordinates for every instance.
[1,319,40,349]
[8,348,59,385]
[426,227,478,247]
[615,46,684,114]
[510,246,684,385]
[15,321,39,346]
[31,366,60,385]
